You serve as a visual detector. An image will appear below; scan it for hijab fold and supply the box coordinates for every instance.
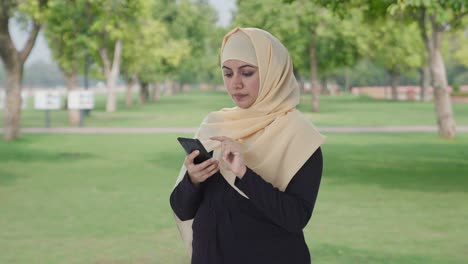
[173,27,325,258]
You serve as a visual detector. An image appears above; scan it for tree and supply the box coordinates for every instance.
[289,1,324,111]
[442,26,468,88]
[121,0,190,105]
[235,0,325,109]
[235,0,364,111]
[311,0,466,138]
[388,0,466,139]
[368,19,423,100]
[45,0,90,125]
[0,0,48,141]
[155,0,221,90]
[83,0,145,113]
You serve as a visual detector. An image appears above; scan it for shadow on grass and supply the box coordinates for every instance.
[0,136,96,164]
[0,145,96,186]
[0,169,25,186]
[0,147,96,163]
[147,151,184,170]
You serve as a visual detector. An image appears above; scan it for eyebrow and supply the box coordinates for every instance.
[222,65,257,70]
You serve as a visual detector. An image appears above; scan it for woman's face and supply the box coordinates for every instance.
[222,59,260,109]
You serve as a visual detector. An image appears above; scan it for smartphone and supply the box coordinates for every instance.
[177,137,211,164]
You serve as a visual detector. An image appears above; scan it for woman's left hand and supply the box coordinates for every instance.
[210,136,247,178]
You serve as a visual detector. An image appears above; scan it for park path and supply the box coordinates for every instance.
[7,125,468,134]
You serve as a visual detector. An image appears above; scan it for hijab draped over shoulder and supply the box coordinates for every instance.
[173,27,325,257]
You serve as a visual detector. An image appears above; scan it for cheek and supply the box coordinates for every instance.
[222,77,230,87]
[223,78,234,94]
[248,78,260,96]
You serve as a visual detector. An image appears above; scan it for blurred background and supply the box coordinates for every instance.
[0,0,467,263]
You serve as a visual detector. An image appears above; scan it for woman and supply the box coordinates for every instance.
[170,27,325,264]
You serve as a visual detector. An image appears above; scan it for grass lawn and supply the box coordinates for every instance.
[11,90,468,128]
[1,133,467,263]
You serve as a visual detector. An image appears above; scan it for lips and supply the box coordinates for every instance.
[233,94,247,101]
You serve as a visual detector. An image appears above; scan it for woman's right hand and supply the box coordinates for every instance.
[184,150,219,187]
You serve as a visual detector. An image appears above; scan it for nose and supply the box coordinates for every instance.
[232,73,243,89]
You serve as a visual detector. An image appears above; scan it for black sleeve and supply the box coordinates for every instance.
[169,172,204,221]
[234,147,323,233]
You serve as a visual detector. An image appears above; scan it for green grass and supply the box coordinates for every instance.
[299,95,468,126]
[17,91,235,128]
[9,90,468,128]
[1,133,467,263]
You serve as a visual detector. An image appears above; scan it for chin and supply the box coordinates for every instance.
[237,103,253,109]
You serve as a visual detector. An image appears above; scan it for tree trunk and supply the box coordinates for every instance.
[298,78,305,94]
[152,82,161,102]
[139,82,149,104]
[344,68,352,92]
[125,74,137,108]
[429,27,456,139]
[174,82,182,94]
[384,86,389,99]
[389,71,400,101]
[0,10,42,140]
[419,10,456,138]
[3,65,23,140]
[65,71,80,126]
[309,40,320,112]
[419,65,431,101]
[293,69,304,94]
[125,81,133,108]
[322,78,337,96]
[165,79,174,95]
[418,8,431,102]
[99,39,122,113]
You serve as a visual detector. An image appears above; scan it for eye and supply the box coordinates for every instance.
[223,72,233,78]
[242,72,254,77]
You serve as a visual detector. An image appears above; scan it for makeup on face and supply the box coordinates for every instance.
[222,60,260,109]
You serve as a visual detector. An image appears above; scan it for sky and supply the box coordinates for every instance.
[10,0,236,65]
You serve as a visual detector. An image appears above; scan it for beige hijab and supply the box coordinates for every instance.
[173,27,325,257]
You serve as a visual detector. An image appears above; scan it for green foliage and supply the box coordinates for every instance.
[23,0,468,89]
[234,0,366,80]
[335,60,388,86]
[45,0,91,74]
[16,0,49,22]
[388,0,467,30]
[0,0,48,52]
[368,19,423,74]
[87,0,143,41]
[22,61,65,87]
[43,0,144,81]
[91,0,225,85]
[120,1,190,83]
[314,8,368,75]
[0,64,4,81]
[442,27,468,86]
[235,0,309,73]
[443,26,468,68]
[154,0,222,84]
[453,71,468,86]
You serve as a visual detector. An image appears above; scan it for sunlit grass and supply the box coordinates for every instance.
[1,133,467,263]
